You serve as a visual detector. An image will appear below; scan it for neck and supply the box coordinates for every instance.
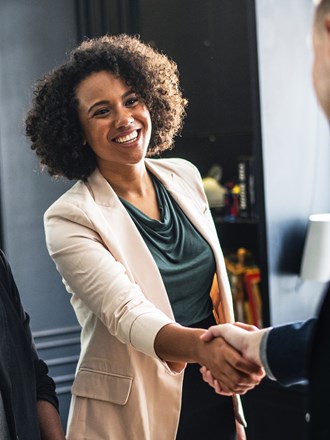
[99,162,152,199]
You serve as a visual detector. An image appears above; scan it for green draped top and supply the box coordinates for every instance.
[120,173,215,326]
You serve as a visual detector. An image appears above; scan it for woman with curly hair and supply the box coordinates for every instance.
[25,34,263,440]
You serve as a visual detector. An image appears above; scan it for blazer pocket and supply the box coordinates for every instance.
[71,368,133,405]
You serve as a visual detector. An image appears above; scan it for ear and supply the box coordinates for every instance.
[322,16,330,61]
[324,16,330,39]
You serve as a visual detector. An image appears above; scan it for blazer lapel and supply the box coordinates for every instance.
[145,159,224,264]
[145,159,234,323]
[86,169,174,318]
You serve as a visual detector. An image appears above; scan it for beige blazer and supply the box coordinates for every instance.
[44,158,245,440]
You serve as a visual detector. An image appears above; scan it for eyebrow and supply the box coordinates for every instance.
[87,90,136,115]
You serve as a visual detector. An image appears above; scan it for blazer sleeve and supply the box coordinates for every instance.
[44,201,175,360]
[265,319,316,386]
[0,250,59,410]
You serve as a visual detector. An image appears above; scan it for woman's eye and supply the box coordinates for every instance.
[94,108,109,117]
[126,96,139,106]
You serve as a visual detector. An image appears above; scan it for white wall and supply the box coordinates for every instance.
[255,0,330,324]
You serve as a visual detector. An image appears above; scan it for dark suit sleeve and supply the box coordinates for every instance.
[309,287,330,438]
[0,250,59,411]
[266,319,316,386]
[25,314,60,411]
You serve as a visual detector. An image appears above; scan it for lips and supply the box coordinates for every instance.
[113,129,139,144]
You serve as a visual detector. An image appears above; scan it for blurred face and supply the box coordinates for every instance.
[312,20,330,120]
[76,70,152,174]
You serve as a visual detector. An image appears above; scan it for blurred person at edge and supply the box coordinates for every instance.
[0,250,65,439]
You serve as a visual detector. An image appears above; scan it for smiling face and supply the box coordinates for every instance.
[76,70,152,176]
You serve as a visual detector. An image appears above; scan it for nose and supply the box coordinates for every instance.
[114,106,134,129]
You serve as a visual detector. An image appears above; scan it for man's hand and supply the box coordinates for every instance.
[201,322,271,365]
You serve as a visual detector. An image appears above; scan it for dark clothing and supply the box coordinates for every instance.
[264,285,330,439]
[176,315,236,440]
[309,286,330,439]
[266,318,316,386]
[0,250,59,439]
[121,174,215,326]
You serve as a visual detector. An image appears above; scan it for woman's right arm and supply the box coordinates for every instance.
[44,201,176,360]
[45,201,263,392]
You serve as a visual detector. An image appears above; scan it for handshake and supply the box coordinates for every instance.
[199,323,272,395]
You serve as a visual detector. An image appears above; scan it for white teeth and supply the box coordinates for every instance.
[115,130,138,144]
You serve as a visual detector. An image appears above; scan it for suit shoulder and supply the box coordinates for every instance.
[45,180,90,215]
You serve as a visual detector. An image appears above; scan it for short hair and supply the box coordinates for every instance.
[25,34,188,180]
[315,0,330,27]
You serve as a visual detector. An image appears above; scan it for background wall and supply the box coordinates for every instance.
[256,0,330,325]
[0,0,80,424]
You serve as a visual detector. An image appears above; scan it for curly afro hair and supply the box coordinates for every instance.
[25,34,188,180]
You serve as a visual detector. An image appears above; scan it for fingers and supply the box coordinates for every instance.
[234,322,259,331]
[200,366,234,396]
[202,323,264,366]
[223,341,265,386]
[199,324,266,396]
[200,366,217,389]
[200,323,250,350]
[200,363,260,396]
[201,323,269,369]
[199,337,265,395]
[200,362,264,396]
[200,324,226,341]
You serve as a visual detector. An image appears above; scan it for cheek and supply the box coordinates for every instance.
[312,49,323,91]
[312,60,318,92]
[84,121,104,142]
[78,115,90,140]
[145,111,152,132]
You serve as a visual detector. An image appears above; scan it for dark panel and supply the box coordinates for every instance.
[75,0,140,39]
[137,0,253,137]
[242,379,309,440]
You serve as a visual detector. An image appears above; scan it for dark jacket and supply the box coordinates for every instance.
[265,285,330,439]
[0,250,59,439]
[309,285,330,439]
[266,318,316,386]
